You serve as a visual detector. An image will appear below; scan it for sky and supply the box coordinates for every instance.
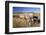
[13,7,40,13]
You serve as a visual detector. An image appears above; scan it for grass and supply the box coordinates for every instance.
[13,13,40,28]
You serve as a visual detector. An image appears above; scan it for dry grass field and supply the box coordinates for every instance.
[13,13,40,28]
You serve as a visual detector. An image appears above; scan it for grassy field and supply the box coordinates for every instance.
[13,13,40,28]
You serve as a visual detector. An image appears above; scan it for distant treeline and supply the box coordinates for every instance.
[13,12,40,14]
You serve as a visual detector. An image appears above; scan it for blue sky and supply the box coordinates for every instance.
[13,7,40,13]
